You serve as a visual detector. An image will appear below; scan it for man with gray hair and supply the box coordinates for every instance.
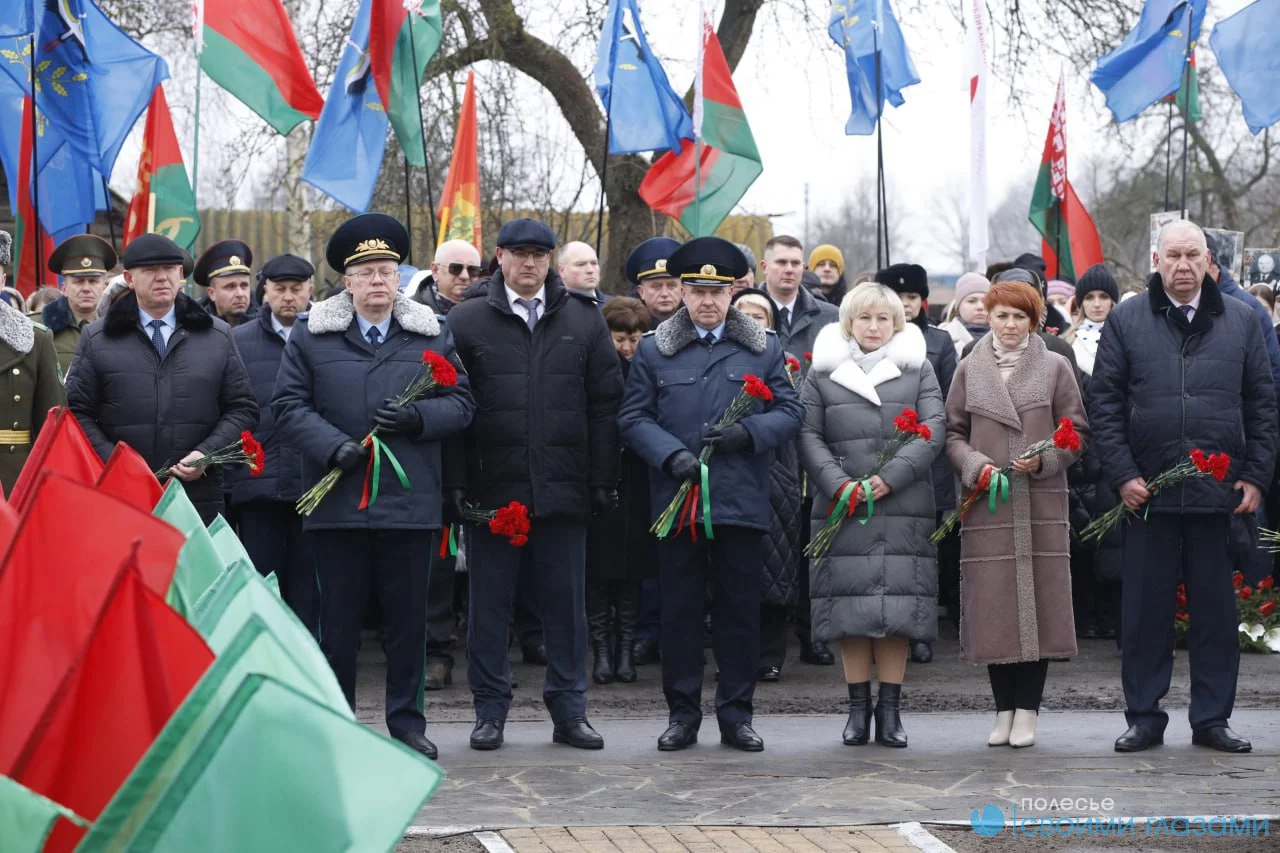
[1089,219,1277,755]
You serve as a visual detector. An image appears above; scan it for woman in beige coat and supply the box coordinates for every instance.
[944,280,1088,749]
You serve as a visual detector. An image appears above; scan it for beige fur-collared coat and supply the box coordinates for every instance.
[944,333,1089,664]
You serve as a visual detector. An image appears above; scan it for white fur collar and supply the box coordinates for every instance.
[306,291,440,337]
[0,299,34,354]
[810,321,926,406]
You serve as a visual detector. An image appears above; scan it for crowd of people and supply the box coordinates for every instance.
[1,212,1274,760]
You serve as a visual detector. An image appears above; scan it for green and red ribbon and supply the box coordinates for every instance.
[438,525,458,558]
[357,434,411,510]
[986,469,1010,513]
[669,462,715,541]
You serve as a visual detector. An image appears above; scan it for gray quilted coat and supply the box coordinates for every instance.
[799,322,944,642]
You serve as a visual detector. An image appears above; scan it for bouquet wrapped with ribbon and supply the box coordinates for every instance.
[156,431,265,481]
[930,418,1081,544]
[806,408,932,560]
[441,500,531,556]
[297,350,459,516]
[1080,449,1230,544]
[651,374,774,540]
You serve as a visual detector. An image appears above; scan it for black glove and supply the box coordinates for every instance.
[664,450,701,482]
[373,398,423,435]
[702,423,753,455]
[591,487,619,516]
[332,440,368,473]
[444,487,468,525]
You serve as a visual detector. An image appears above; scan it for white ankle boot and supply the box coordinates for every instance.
[988,710,1014,746]
[1009,709,1037,748]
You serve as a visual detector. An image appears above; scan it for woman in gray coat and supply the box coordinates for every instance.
[799,284,945,748]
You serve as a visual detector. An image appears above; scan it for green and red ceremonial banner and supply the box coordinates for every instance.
[198,0,324,136]
[12,96,53,297]
[368,0,443,168]
[639,17,762,237]
[1162,50,1202,122]
[124,85,200,251]
[1029,73,1103,281]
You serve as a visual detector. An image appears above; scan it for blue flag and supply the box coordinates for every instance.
[1091,0,1205,123]
[0,2,31,38]
[827,0,920,136]
[1210,0,1280,135]
[302,0,388,213]
[593,0,692,155]
[0,0,167,179]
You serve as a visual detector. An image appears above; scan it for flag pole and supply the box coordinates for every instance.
[1163,100,1173,212]
[595,41,616,256]
[403,156,415,261]
[28,35,43,289]
[1178,23,1193,217]
[192,64,201,211]
[102,177,118,254]
[872,9,885,268]
[694,1,704,234]
[407,12,439,250]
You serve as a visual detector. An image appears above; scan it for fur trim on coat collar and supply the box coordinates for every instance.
[104,291,213,338]
[962,332,1050,430]
[0,299,33,354]
[810,321,926,405]
[654,306,767,357]
[306,291,441,337]
[41,296,75,335]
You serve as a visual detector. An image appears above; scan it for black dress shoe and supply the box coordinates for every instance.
[657,722,698,751]
[909,640,933,664]
[391,729,438,760]
[1192,726,1251,753]
[632,637,661,665]
[522,644,548,665]
[553,717,604,749]
[720,722,764,752]
[798,638,835,665]
[470,718,505,750]
[1114,725,1163,752]
[757,665,781,682]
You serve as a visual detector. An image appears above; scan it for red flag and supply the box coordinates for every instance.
[0,474,185,774]
[13,555,213,853]
[9,408,104,514]
[96,442,165,512]
[12,96,54,297]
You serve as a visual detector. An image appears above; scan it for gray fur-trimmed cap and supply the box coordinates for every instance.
[0,230,11,267]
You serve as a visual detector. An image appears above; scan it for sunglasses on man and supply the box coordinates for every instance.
[446,263,484,278]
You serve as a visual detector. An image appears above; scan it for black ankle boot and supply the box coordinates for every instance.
[614,583,640,683]
[587,583,614,685]
[874,682,908,747]
[843,682,873,745]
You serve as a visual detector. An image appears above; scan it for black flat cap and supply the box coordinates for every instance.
[495,218,556,251]
[49,233,117,277]
[625,237,682,285]
[259,253,315,283]
[875,263,929,298]
[194,240,253,288]
[667,237,748,287]
[326,213,410,273]
[122,233,187,270]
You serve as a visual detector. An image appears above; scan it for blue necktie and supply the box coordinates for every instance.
[148,319,166,356]
[702,331,716,347]
[366,326,382,349]
[515,297,540,331]
[1177,304,1193,322]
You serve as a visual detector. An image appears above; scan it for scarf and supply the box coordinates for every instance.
[851,337,887,373]
[993,335,1030,383]
[963,321,989,340]
[1072,318,1105,376]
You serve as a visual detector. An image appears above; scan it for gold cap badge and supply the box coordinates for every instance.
[355,238,391,254]
[80,257,93,267]
[655,259,667,272]
[229,255,242,266]
[700,264,718,276]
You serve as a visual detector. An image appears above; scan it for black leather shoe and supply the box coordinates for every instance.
[391,730,438,760]
[632,637,661,666]
[424,659,452,691]
[553,717,604,749]
[522,644,548,665]
[1192,726,1251,753]
[909,640,933,664]
[798,638,835,665]
[873,682,908,748]
[843,682,872,745]
[470,718,505,750]
[720,722,764,752]
[658,722,698,751]
[1114,725,1163,752]
[757,665,781,682]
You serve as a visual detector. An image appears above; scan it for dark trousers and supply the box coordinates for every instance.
[988,660,1049,711]
[636,577,662,643]
[1122,513,1237,731]
[312,529,432,735]
[659,526,762,729]
[514,555,544,649]
[467,519,588,724]
[936,512,962,633]
[759,602,789,668]
[794,497,814,642]
[237,500,319,637]
[426,549,458,665]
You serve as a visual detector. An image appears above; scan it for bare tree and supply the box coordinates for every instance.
[809,174,914,277]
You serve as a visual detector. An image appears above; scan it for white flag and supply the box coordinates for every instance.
[693,1,708,139]
[966,0,989,270]
[191,0,205,56]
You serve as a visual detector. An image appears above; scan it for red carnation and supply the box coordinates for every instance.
[1052,419,1080,451]
[1239,586,1252,600]
[743,375,773,402]
[1260,576,1275,590]
[1260,600,1276,617]
[1175,592,1188,610]
[914,424,932,442]
[1233,571,1245,588]
[804,352,812,363]
[785,355,800,372]
[510,534,528,547]
[1175,612,1189,622]
[893,416,911,433]
[1190,449,1209,472]
[901,408,919,425]
[423,350,459,388]
[1208,453,1231,482]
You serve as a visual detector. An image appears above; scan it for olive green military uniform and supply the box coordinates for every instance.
[0,302,67,493]
[37,233,118,377]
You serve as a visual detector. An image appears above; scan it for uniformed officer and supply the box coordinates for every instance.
[0,230,66,492]
[39,234,117,375]
[617,237,803,753]
[194,240,257,326]
[627,237,683,329]
[272,214,476,760]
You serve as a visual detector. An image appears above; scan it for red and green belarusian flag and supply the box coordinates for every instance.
[196,0,324,135]
[368,0,443,167]
[124,85,201,252]
[437,71,482,253]
[1161,50,1202,122]
[12,96,53,298]
[1028,73,1103,281]
[639,17,762,237]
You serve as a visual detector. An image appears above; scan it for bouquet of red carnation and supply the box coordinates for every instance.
[157,430,265,481]
[930,418,1080,544]
[463,500,531,547]
[1079,448,1230,544]
[297,350,459,516]
[806,408,932,560]
[784,355,801,383]
[651,374,774,540]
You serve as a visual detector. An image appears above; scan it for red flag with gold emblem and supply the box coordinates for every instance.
[436,71,481,254]
[124,84,200,251]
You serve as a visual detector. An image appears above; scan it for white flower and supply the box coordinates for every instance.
[1239,623,1265,642]
[1264,628,1280,653]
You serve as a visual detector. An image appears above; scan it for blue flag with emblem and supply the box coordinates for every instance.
[1209,0,1280,135]
[301,0,389,213]
[1091,0,1206,124]
[592,0,692,156]
[827,0,920,136]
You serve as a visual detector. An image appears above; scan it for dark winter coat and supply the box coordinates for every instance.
[1217,267,1280,392]
[618,306,804,533]
[1089,274,1278,514]
[1068,372,1124,582]
[411,276,459,316]
[271,292,475,532]
[198,293,260,326]
[772,285,839,380]
[915,314,958,511]
[0,302,66,493]
[38,296,89,376]
[762,431,803,606]
[445,270,623,521]
[800,322,944,642]
[66,291,259,520]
